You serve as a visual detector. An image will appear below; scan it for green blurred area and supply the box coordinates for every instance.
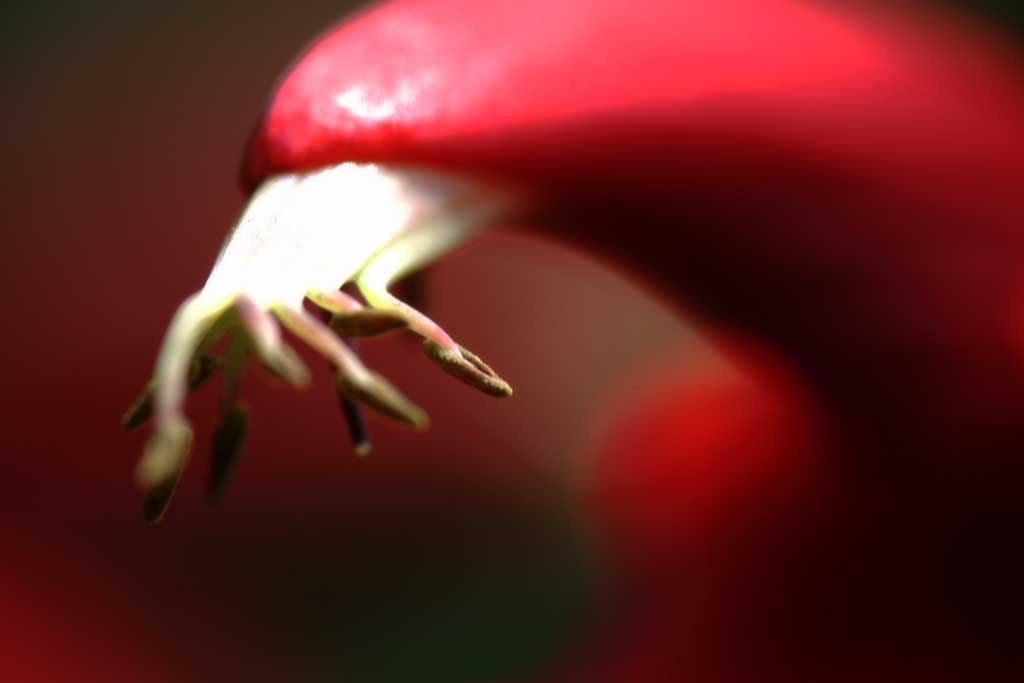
[948,0,1024,36]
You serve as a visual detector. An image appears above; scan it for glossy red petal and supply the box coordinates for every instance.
[246,0,1024,473]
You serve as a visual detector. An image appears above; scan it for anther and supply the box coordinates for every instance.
[423,341,513,397]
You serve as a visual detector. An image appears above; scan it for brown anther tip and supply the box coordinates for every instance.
[354,441,372,458]
[423,341,513,398]
[208,404,249,505]
[336,371,430,428]
[329,309,408,337]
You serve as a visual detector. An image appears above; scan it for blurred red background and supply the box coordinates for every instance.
[3,2,1023,681]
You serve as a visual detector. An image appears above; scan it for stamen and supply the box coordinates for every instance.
[152,294,233,427]
[207,331,250,504]
[339,397,372,456]
[334,369,429,427]
[333,335,372,457]
[126,162,515,521]
[338,391,372,457]
[135,293,232,523]
[208,404,248,505]
[137,418,192,524]
[306,287,364,313]
[356,201,513,397]
[218,330,249,415]
[272,305,429,426]
[308,287,408,337]
[234,295,310,387]
[330,309,408,337]
[423,341,513,398]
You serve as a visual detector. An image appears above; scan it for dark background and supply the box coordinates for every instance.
[1,2,1021,681]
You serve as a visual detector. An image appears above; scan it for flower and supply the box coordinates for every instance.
[121,0,1024,676]
[124,162,512,522]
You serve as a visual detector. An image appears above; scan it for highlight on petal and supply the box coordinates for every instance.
[124,162,516,521]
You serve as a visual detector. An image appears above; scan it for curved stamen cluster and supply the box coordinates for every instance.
[122,162,513,522]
